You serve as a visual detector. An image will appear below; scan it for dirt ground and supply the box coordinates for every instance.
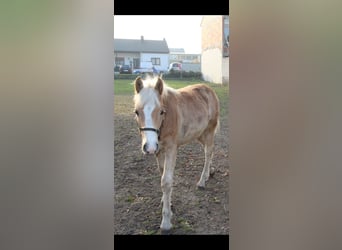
[114,96,229,235]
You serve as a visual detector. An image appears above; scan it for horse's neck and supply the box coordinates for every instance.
[159,89,179,139]
[162,88,178,111]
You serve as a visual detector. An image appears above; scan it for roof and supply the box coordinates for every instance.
[114,38,169,54]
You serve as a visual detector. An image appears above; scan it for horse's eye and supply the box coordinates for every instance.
[160,110,165,115]
[135,110,139,116]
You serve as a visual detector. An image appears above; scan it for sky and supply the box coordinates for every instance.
[114,15,203,54]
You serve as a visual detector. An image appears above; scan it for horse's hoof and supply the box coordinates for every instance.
[196,184,205,190]
[160,229,172,235]
[160,222,172,234]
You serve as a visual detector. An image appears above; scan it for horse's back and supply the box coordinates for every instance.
[174,84,219,143]
[178,84,219,120]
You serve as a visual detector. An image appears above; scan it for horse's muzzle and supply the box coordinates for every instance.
[143,142,159,154]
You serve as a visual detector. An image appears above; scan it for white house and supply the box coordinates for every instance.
[113,36,170,73]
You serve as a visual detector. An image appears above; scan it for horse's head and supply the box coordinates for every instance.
[133,76,166,154]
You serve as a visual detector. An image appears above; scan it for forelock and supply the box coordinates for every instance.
[134,78,160,108]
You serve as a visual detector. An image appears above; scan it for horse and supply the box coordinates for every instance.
[133,76,220,233]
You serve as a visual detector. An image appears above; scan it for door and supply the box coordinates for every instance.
[133,58,140,69]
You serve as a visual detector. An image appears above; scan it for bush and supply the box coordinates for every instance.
[113,71,203,81]
[162,71,203,80]
[114,74,139,80]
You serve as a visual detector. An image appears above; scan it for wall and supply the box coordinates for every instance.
[201,16,223,52]
[222,57,229,84]
[170,54,201,64]
[201,48,223,83]
[140,53,169,72]
[114,52,139,66]
[181,63,201,72]
[201,16,224,84]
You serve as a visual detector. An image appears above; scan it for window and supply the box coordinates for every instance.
[151,58,160,65]
[115,57,124,66]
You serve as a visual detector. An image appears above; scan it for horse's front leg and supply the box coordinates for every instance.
[156,151,165,176]
[160,145,177,233]
[156,151,166,207]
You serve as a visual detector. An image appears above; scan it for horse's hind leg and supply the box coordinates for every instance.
[197,130,215,189]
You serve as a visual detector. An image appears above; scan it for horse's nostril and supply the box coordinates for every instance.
[143,143,148,153]
[156,143,159,152]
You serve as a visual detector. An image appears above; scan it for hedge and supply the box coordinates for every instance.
[114,71,203,81]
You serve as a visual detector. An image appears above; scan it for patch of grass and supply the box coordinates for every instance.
[125,194,135,203]
[176,217,194,232]
[163,80,201,89]
[213,196,221,203]
[114,79,135,95]
[142,229,158,235]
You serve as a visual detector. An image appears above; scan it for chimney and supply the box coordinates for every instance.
[141,36,144,41]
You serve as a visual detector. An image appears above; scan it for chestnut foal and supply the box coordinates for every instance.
[133,76,219,233]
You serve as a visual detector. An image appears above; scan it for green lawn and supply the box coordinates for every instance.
[114,79,229,117]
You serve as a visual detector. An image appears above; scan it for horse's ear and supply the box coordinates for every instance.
[134,77,144,94]
[155,77,163,95]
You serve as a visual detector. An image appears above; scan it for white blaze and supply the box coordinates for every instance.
[142,104,159,153]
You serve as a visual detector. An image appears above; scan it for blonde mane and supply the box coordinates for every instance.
[133,76,175,108]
